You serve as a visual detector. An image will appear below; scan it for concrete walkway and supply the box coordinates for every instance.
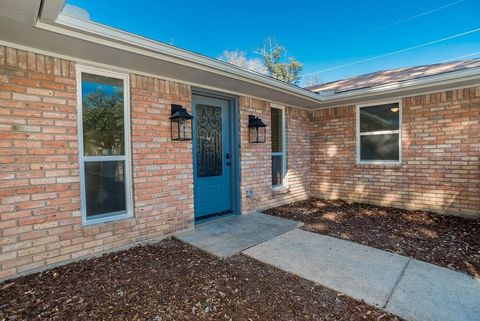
[244,228,410,307]
[175,214,480,321]
[244,229,480,321]
[174,212,301,257]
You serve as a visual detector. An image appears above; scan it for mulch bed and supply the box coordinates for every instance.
[264,198,480,278]
[0,239,401,321]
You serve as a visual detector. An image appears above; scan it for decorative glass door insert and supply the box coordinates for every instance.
[196,104,222,177]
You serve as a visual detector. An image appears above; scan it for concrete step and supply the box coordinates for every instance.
[174,212,301,258]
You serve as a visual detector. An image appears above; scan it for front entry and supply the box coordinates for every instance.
[192,94,232,220]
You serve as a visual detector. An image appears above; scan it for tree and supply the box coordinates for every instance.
[256,37,303,85]
[301,74,323,87]
[82,89,124,156]
[218,50,267,75]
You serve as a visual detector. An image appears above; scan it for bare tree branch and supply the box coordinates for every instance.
[218,50,267,75]
[255,37,303,85]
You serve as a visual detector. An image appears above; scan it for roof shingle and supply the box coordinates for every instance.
[307,58,480,94]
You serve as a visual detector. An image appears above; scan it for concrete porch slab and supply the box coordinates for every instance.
[174,212,301,258]
[385,259,480,321]
[243,229,410,307]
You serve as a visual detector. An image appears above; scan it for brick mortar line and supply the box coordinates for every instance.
[383,256,413,309]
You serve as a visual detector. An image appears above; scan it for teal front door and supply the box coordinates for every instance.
[192,95,232,219]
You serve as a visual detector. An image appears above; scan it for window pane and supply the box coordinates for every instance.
[82,73,125,156]
[360,134,399,161]
[272,155,283,186]
[360,103,399,132]
[271,108,283,153]
[85,161,126,218]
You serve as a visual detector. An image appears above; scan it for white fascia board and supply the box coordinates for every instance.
[32,2,480,109]
[38,0,66,22]
[37,12,322,104]
[319,67,480,104]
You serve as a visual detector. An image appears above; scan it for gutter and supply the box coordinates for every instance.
[316,67,480,104]
[34,0,480,109]
[39,0,65,22]
[35,11,322,104]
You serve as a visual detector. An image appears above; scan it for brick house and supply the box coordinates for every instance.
[0,1,478,280]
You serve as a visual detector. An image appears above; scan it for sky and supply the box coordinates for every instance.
[66,0,480,85]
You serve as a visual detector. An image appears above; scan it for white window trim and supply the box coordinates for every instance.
[76,64,133,226]
[271,103,287,189]
[356,100,402,165]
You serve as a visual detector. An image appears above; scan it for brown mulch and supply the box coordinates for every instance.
[264,198,480,278]
[0,239,400,321]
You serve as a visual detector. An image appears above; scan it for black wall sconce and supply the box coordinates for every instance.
[170,104,193,141]
[248,115,267,143]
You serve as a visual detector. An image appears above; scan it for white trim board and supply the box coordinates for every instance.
[356,100,402,165]
[319,67,480,102]
[0,40,313,112]
[36,14,321,103]
[1,0,479,110]
[271,104,287,189]
[76,64,133,225]
[37,12,480,109]
[318,82,480,109]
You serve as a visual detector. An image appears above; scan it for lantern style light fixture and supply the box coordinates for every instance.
[248,115,267,143]
[170,104,193,141]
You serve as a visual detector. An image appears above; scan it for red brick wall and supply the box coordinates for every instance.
[285,107,313,203]
[0,46,80,280]
[130,74,194,234]
[239,97,312,213]
[310,87,480,218]
[1,44,478,281]
[0,46,193,280]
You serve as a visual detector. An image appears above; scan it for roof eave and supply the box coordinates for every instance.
[35,11,322,105]
[10,0,480,110]
[38,0,65,23]
[317,67,480,108]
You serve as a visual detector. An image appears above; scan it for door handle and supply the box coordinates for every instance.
[226,153,230,160]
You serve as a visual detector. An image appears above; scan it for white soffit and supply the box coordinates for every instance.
[8,0,317,109]
[0,0,479,110]
[318,69,480,108]
[0,0,41,25]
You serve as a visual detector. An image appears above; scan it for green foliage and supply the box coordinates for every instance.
[257,37,303,85]
[82,89,124,156]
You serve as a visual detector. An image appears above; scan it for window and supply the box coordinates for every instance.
[357,102,401,163]
[271,105,286,187]
[77,66,132,224]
